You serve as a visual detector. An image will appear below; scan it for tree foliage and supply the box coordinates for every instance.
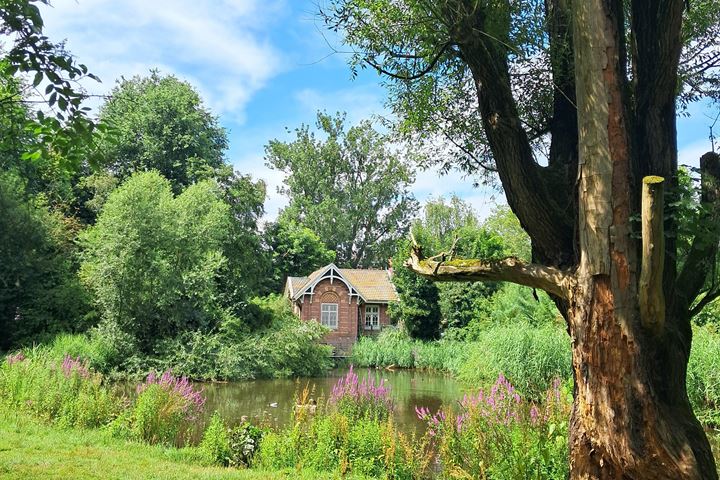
[388,239,441,340]
[0,172,89,349]
[263,218,336,294]
[266,111,417,267]
[98,72,228,192]
[79,172,232,351]
[1,0,104,170]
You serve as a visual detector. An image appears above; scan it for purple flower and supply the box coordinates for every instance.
[5,352,25,365]
[136,370,206,420]
[530,405,540,425]
[61,355,91,379]
[329,365,392,417]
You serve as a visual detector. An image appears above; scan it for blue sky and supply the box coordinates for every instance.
[39,0,718,221]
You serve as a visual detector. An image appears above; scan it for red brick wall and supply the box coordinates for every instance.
[297,278,358,355]
[359,303,391,338]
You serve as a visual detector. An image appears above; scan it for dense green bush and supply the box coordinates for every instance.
[155,296,333,381]
[199,412,232,466]
[39,296,333,382]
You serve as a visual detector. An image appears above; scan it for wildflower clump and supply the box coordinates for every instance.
[5,351,25,365]
[329,365,393,421]
[415,373,570,479]
[110,370,206,445]
[0,350,120,428]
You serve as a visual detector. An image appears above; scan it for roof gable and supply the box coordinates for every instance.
[288,263,398,303]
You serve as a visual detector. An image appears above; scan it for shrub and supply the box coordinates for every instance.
[110,370,205,445]
[253,431,298,470]
[152,296,333,381]
[47,328,135,375]
[199,412,231,466]
[228,421,264,468]
[0,350,121,428]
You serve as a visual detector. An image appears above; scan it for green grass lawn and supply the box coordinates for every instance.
[0,413,353,480]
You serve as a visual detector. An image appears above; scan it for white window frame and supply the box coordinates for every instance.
[320,303,339,330]
[364,304,380,330]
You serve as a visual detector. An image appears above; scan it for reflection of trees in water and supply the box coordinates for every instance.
[196,368,463,436]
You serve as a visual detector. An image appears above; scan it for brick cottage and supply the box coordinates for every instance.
[284,263,399,356]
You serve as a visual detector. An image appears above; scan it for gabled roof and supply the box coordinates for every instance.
[286,263,398,303]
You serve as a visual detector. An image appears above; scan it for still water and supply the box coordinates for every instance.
[188,368,463,439]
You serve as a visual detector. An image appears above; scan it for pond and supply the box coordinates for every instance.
[186,367,464,441]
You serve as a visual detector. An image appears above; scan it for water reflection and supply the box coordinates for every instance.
[191,368,463,439]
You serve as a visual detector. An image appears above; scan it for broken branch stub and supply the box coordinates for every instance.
[639,175,665,334]
[406,236,573,299]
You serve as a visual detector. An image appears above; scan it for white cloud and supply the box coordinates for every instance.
[38,0,284,120]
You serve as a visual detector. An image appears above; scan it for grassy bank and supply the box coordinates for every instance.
[351,323,571,399]
[352,323,720,417]
[0,413,367,480]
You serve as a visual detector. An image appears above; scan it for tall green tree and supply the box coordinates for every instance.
[98,72,228,192]
[387,239,441,340]
[215,166,268,305]
[79,171,232,351]
[327,0,720,476]
[414,196,504,331]
[482,205,531,262]
[0,172,89,349]
[263,218,336,294]
[266,111,417,267]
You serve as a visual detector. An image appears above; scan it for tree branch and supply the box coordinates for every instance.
[676,152,720,311]
[363,42,453,81]
[689,288,720,318]
[406,233,574,299]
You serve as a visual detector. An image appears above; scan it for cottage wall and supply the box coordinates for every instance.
[359,303,392,338]
[297,278,358,355]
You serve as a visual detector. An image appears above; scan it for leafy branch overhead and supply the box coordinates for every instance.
[1,0,107,169]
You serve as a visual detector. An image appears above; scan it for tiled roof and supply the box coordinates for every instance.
[287,276,309,297]
[340,269,398,302]
[287,264,398,303]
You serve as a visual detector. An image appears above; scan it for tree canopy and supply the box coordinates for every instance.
[79,172,232,351]
[266,111,417,268]
[98,72,228,192]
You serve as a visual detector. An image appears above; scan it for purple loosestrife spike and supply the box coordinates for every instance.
[6,352,26,365]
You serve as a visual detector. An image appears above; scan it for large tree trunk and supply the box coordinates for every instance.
[568,0,718,476]
[567,277,716,478]
[397,0,720,477]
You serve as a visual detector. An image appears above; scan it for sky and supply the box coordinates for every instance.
[38,0,719,222]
